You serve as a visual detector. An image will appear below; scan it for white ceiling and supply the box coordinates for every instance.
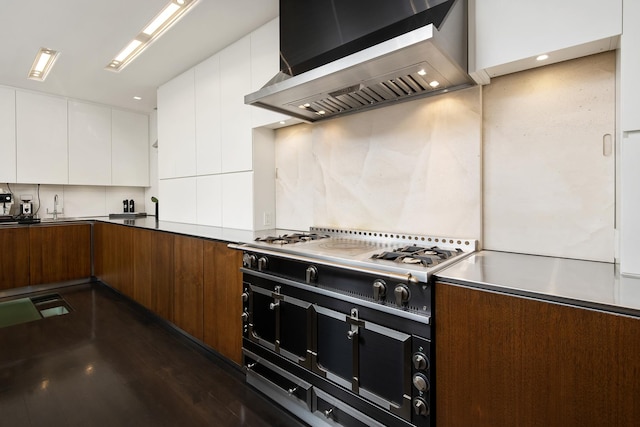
[0,0,279,113]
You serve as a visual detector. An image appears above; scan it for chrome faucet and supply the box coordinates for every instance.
[47,194,62,220]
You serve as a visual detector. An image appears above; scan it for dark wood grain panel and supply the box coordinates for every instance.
[0,227,30,290]
[132,228,174,320]
[29,224,91,285]
[435,282,640,427]
[173,235,203,340]
[94,223,133,297]
[203,241,243,365]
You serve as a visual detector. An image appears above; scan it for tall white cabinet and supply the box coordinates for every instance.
[16,91,68,184]
[157,18,282,229]
[0,87,16,183]
[620,0,640,275]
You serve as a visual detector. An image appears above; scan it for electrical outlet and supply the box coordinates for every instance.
[263,212,272,226]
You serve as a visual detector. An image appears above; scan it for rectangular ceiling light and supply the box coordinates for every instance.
[27,48,60,81]
[106,0,198,72]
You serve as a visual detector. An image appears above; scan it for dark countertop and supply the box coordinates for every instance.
[435,250,640,318]
[0,216,298,245]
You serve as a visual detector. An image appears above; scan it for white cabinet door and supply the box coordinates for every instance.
[68,101,112,185]
[159,177,197,223]
[195,54,222,175]
[220,36,252,173]
[196,174,222,227]
[471,0,621,81]
[222,172,253,229]
[112,109,149,186]
[621,132,640,275]
[157,69,196,179]
[0,87,16,183]
[621,0,640,132]
[16,91,68,184]
[250,18,290,128]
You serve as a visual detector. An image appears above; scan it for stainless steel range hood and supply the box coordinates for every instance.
[245,0,473,123]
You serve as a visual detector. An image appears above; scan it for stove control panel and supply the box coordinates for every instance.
[411,337,432,427]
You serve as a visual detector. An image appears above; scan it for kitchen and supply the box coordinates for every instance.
[1,0,639,426]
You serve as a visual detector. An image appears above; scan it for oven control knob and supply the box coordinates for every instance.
[241,312,249,322]
[372,279,387,301]
[412,373,430,392]
[412,398,429,417]
[412,352,429,371]
[306,265,318,284]
[242,253,257,268]
[394,285,410,306]
[258,256,268,271]
[241,292,249,303]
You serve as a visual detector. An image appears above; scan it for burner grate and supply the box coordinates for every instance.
[371,246,464,267]
[255,233,330,245]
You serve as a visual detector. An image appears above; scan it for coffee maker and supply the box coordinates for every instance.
[20,194,33,216]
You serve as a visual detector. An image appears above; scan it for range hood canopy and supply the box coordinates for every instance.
[245,0,473,123]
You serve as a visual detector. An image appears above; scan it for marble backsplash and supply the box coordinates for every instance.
[274,52,616,262]
[275,86,483,239]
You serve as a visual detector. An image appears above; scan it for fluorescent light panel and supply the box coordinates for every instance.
[28,48,60,81]
[107,0,198,72]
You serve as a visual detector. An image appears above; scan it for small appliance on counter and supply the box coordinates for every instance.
[20,194,33,216]
[109,199,146,219]
[0,192,13,222]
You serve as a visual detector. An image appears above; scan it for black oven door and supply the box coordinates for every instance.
[245,275,312,366]
[314,305,413,421]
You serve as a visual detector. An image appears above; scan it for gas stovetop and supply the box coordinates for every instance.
[238,227,477,282]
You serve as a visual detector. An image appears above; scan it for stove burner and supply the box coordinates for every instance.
[371,245,463,267]
[255,233,329,245]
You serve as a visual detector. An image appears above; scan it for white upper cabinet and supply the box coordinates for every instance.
[157,69,196,179]
[220,35,253,173]
[16,91,68,184]
[112,109,149,187]
[250,18,289,127]
[470,0,622,83]
[68,101,112,185]
[195,53,222,175]
[0,87,16,183]
[621,0,640,132]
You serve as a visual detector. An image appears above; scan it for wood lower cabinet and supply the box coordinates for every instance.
[203,240,243,365]
[435,282,640,427]
[0,227,30,290]
[29,224,91,285]
[132,228,174,320]
[173,235,204,341]
[94,223,243,366]
[94,222,133,297]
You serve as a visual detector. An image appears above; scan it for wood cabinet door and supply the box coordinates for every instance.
[173,235,203,340]
[132,228,174,320]
[94,223,134,296]
[435,282,640,426]
[29,224,91,285]
[0,227,30,290]
[203,241,243,365]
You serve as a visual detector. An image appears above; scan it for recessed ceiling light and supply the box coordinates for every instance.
[133,96,142,100]
[27,48,60,81]
[429,80,440,88]
[279,121,286,125]
[536,54,549,61]
[106,0,199,72]
[417,69,427,76]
